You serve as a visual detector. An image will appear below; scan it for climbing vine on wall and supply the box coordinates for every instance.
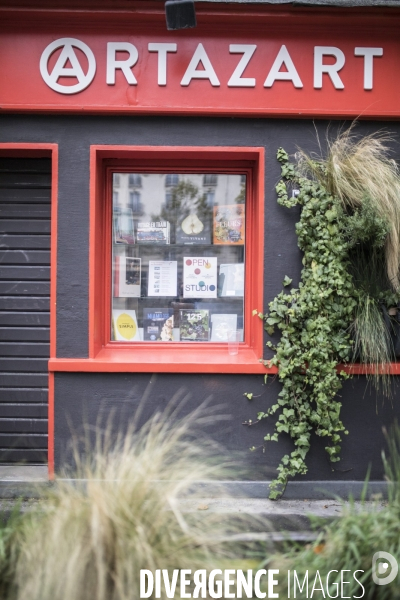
[246,130,400,499]
[253,148,359,499]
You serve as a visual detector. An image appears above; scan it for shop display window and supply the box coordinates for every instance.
[111,172,246,345]
[85,146,264,373]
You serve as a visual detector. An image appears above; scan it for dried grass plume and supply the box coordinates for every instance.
[5,406,261,600]
[298,126,400,290]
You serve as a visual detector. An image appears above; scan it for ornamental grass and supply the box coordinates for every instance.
[268,423,400,599]
[298,126,400,292]
[0,406,260,600]
[297,126,400,391]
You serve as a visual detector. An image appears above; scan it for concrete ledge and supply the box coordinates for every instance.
[0,468,388,535]
[0,466,48,481]
[188,480,389,500]
[177,497,385,531]
[0,465,49,499]
[0,466,388,501]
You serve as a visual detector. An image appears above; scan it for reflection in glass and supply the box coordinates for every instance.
[128,174,142,187]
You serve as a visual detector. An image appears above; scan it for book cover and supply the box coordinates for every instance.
[137,221,170,244]
[176,213,211,245]
[112,309,141,341]
[148,261,177,297]
[179,309,209,342]
[219,263,244,297]
[143,308,174,341]
[210,313,238,342]
[114,209,135,244]
[183,257,217,299]
[213,204,245,245]
[114,256,141,298]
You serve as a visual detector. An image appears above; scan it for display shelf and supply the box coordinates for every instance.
[113,243,244,248]
[115,296,243,304]
[111,170,247,345]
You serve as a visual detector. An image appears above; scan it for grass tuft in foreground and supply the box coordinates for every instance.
[269,423,400,599]
[0,407,261,600]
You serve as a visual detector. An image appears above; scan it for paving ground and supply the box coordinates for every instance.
[0,465,387,541]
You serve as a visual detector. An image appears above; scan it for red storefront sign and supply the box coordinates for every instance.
[0,9,399,117]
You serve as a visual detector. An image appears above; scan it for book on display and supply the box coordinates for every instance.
[213,204,245,245]
[143,308,174,341]
[137,221,170,244]
[179,309,209,341]
[112,309,141,341]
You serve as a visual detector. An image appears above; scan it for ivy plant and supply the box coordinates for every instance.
[253,148,358,499]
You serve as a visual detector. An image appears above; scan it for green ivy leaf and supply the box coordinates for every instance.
[283,275,293,287]
[243,145,363,499]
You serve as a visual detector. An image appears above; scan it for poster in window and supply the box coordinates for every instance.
[183,257,217,298]
[210,313,238,341]
[219,263,244,297]
[213,204,245,245]
[114,256,141,298]
[148,261,177,297]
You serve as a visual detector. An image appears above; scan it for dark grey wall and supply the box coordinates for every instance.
[2,114,400,480]
[54,371,399,481]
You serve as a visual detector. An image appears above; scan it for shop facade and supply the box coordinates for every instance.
[1,0,400,495]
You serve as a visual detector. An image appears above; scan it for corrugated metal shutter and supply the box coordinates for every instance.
[0,158,50,463]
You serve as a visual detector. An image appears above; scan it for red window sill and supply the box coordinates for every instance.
[49,345,267,374]
[48,355,400,375]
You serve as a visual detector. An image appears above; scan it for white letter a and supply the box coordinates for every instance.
[264,45,303,88]
[181,43,220,86]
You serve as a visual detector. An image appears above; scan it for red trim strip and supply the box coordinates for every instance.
[260,361,400,376]
[50,147,58,360]
[0,144,56,157]
[89,146,99,358]
[48,372,55,479]
[340,363,400,375]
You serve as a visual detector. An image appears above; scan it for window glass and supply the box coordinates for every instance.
[111,173,246,343]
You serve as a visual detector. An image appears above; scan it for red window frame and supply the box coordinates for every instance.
[84,145,266,374]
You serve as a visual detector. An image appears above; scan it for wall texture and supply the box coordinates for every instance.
[1,114,399,482]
